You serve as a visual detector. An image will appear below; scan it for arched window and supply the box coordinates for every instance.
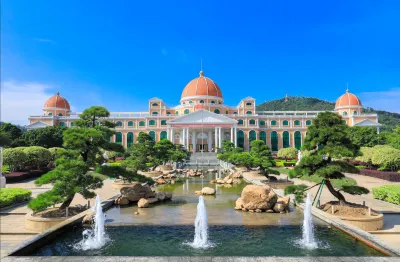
[342,112,348,116]
[238,119,244,125]
[214,109,220,114]
[182,102,186,105]
[167,112,171,115]
[58,113,63,116]
[200,100,204,104]
[139,121,145,127]
[246,111,252,115]
[249,119,256,125]
[149,120,156,126]
[211,101,215,104]
[260,131,267,144]
[116,132,122,145]
[59,122,65,127]
[149,131,156,141]
[237,130,244,149]
[175,111,179,115]
[48,113,53,116]
[127,132,134,147]
[161,120,167,126]
[152,112,158,115]
[283,131,290,148]
[246,102,252,106]
[116,121,123,127]
[294,120,301,126]
[271,131,278,151]
[259,120,265,126]
[271,120,277,126]
[128,121,134,127]
[70,122,75,127]
[294,131,302,150]
[282,120,289,126]
[160,131,167,140]
[233,112,238,114]
[189,100,193,104]
[353,111,358,115]
[184,109,190,114]
[306,120,312,126]
[249,130,257,150]
[152,103,158,107]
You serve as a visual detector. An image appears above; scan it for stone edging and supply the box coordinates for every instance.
[7,194,120,256]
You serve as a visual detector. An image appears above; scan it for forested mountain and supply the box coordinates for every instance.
[256,96,400,132]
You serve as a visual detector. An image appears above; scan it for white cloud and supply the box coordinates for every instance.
[359,88,400,113]
[1,81,54,125]
[33,38,56,44]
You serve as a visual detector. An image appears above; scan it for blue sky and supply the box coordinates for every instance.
[1,0,400,124]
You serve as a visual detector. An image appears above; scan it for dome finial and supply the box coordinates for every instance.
[199,57,204,76]
[56,92,60,96]
[346,82,349,93]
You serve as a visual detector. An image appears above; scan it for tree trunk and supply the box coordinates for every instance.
[324,179,347,206]
[59,197,74,210]
[152,165,158,171]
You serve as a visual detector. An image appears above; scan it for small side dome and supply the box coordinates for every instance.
[335,89,362,109]
[44,92,70,110]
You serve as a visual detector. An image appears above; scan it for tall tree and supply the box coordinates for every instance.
[0,123,22,147]
[348,126,384,148]
[250,140,279,177]
[0,132,12,147]
[289,112,368,206]
[19,126,67,148]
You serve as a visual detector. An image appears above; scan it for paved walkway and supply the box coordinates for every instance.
[0,178,118,258]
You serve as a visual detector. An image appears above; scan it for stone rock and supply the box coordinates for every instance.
[195,190,202,195]
[115,196,130,205]
[241,208,248,212]
[208,169,216,172]
[137,198,158,208]
[210,180,216,184]
[165,192,172,200]
[82,211,95,224]
[121,184,155,202]
[266,209,274,213]
[216,179,224,184]
[226,178,233,184]
[156,178,167,184]
[134,211,139,215]
[268,176,278,181]
[201,187,216,195]
[255,209,263,213]
[233,179,241,184]
[273,196,290,213]
[239,185,278,211]
[235,197,244,210]
[249,209,255,213]
[156,192,166,201]
[171,180,175,185]
[232,172,242,178]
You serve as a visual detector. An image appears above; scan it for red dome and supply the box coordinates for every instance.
[335,89,362,108]
[44,92,70,110]
[181,71,222,99]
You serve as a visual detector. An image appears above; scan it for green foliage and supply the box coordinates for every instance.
[348,126,385,148]
[284,184,308,203]
[48,147,67,161]
[228,152,254,170]
[0,122,23,147]
[372,185,400,205]
[277,147,298,160]
[0,131,12,147]
[342,186,370,195]
[3,147,27,172]
[2,164,10,173]
[250,140,277,175]
[18,126,67,148]
[357,145,400,171]
[0,188,32,208]
[22,146,51,168]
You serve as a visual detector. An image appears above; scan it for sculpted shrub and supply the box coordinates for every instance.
[372,185,400,205]
[3,148,27,172]
[277,147,298,160]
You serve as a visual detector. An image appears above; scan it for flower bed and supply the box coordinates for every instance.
[372,185,400,205]
[358,169,400,182]
[0,188,32,208]
[4,169,50,183]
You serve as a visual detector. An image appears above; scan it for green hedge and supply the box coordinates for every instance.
[0,188,32,208]
[372,185,400,205]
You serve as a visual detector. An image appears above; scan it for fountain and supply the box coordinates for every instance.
[301,192,317,249]
[188,196,212,248]
[75,195,108,250]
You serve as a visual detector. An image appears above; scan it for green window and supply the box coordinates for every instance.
[214,109,220,114]
[233,112,238,114]
[48,113,53,116]
[152,112,158,115]
[238,119,244,125]
[249,130,256,150]
[167,112,171,115]
[283,131,290,148]
[211,101,215,104]
[260,131,267,144]
[161,120,167,126]
[306,120,312,126]
[152,103,158,106]
[160,131,167,140]
[189,101,193,104]
[116,132,122,145]
[59,122,65,127]
[149,120,156,126]
[58,113,63,116]
[116,121,123,127]
[200,100,204,103]
[294,131,302,150]
[246,102,252,106]
[175,111,179,115]
[149,131,156,141]
[259,120,265,126]
[343,112,348,116]
[246,111,252,115]
[271,120,277,126]
[271,131,278,151]
[128,121,134,127]
[353,111,358,115]
[294,120,301,126]
[139,121,145,127]
[237,130,244,149]
[70,122,75,127]
[127,132,134,147]
[184,109,190,114]
[249,119,256,125]
[282,120,289,126]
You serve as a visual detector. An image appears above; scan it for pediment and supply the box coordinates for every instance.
[167,109,237,125]
[26,121,49,129]
[354,119,382,127]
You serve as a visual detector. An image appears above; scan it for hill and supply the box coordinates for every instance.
[256,96,400,132]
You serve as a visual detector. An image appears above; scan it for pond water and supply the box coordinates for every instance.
[29,168,383,256]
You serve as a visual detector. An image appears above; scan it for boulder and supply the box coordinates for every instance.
[121,184,155,202]
[216,179,225,184]
[115,196,130,205]
[165,192,173,200]
[239,185,278,211]
[156,178,167,184]
[266,209,274,213]
[210,180,216,184]
[232,172,243,178]
[195,190,202,195]
[273,196,290,213]
[255,209,263,213]
[235,197,244,210]
[82,211,95,224]
[201,187,216,195]
[226,178,233,184]
[156,192,166,201]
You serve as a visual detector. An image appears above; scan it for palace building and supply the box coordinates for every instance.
[27,70,382,152]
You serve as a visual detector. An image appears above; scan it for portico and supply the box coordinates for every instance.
[167,109,237,152]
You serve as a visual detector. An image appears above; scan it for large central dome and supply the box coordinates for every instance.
[181,71,223,99]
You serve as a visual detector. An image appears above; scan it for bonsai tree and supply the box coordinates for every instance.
[28,106,124,212]
[277,147,298,160]
[217,141,243,162]
[169,144,189,163]
[229,152,254,171]
[250,140,279,177]
[289,112,369,206]
[124,132,157,171]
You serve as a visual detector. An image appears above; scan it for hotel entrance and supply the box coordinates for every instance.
[196,144,208,152]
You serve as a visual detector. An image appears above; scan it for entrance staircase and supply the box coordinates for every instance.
[187,152,219,166]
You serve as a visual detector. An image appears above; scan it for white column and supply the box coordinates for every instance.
[192,130,196,152]
[214,127,218,152]
[180,129,184,145]
[170,127,174,143]
[219,127,222,148]
[230,127,233,143]
[186,128,190,150]
[167,127,170,141]
[234,127,237,147]
[208,130,212,152]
